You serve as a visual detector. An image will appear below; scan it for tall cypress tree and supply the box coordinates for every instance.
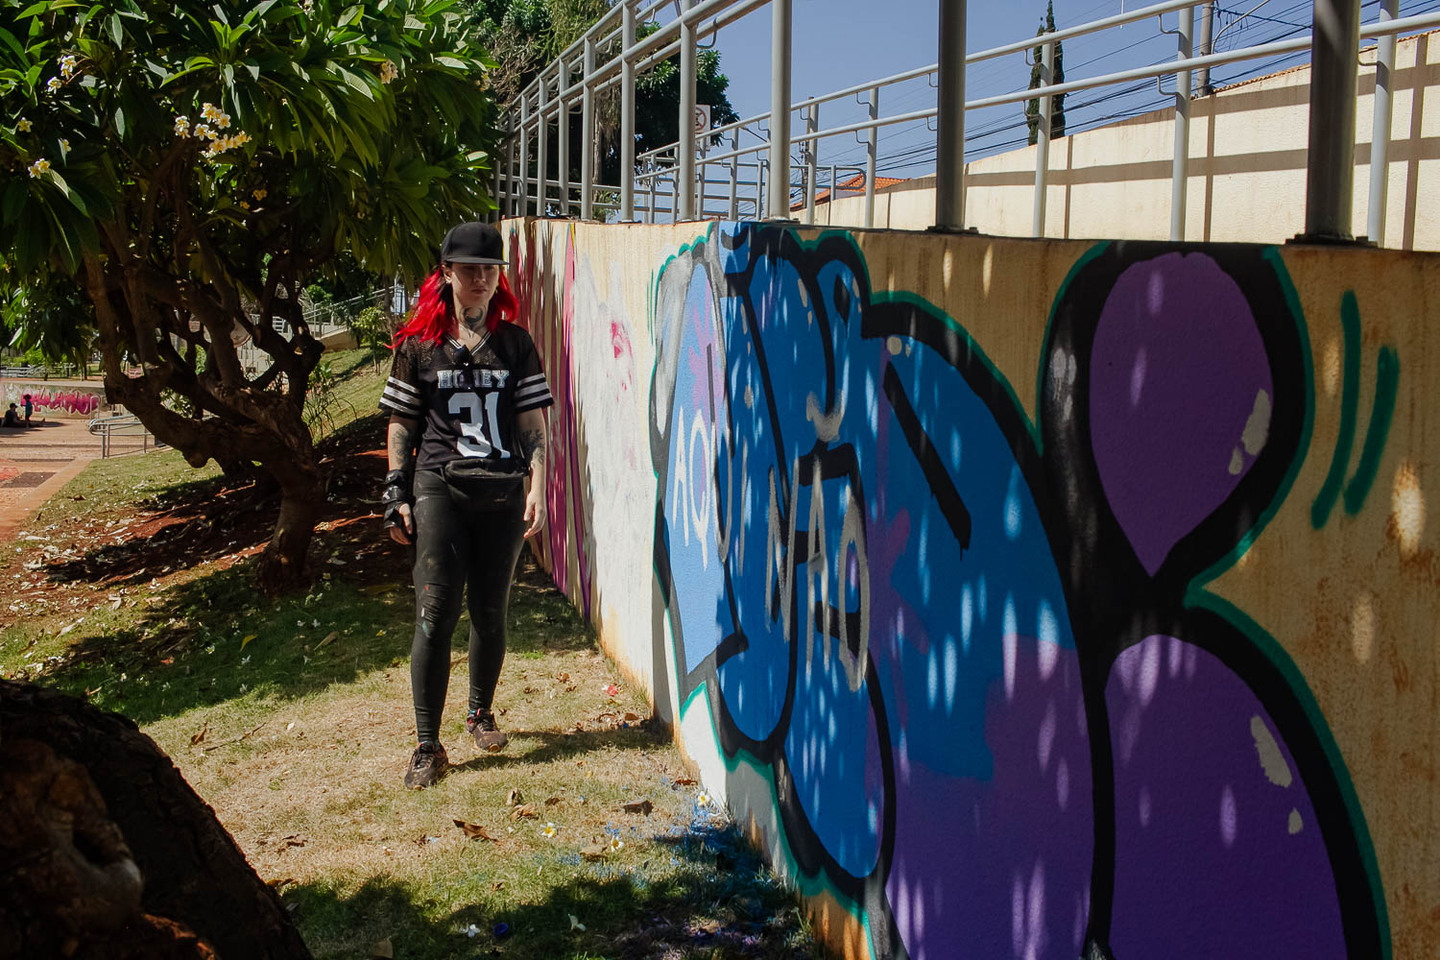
[1026,1,1067,145]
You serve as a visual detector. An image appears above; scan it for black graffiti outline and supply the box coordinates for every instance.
[650,226,1384,960]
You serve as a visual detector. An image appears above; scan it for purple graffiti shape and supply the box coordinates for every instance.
[1088,253,1273,575]
[1106,636,1346,958]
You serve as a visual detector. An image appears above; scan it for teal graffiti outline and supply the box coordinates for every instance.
[1312,291,1363,528]
[1185,246,1391,960]
[1343,345,1400,515]
[678,681,881,957]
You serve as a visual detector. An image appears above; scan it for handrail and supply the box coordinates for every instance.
[501,0,1435,239]
[631,8,1440,166]
[88,413,164,458]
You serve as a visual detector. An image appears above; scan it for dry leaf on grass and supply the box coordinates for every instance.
[279,835,306,849]
[506,788,524,807]
[544,796,563,807]
[624,712,641,722]
[620,799,654,816]
[317,631,338,648]
[580,842,607,860]
[452,819,501,843]
[672,778,697,787]
[265,877,297,889]
[369,938,393,959]
[555,672,569,683]
[189,723,209,746]
[510,803,537,820]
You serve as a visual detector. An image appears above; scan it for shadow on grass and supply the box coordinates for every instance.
[284,815,817,960]
[449,724,665,776]
[44,411,393,592]
[31,553,588,727]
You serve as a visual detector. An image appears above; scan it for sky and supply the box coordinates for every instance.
[655,0,1422,188]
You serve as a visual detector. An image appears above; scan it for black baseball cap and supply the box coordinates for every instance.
[441,221,507,265]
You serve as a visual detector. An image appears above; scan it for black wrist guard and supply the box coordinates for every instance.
[381,469,411,528]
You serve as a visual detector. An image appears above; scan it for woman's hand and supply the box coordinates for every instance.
[388,503,414,545]
[517,408,548,539]
[384,417,418,546]
[523,482,546,539]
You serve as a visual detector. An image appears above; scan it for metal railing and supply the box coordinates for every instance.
[499,0,1439,244]
[88,414,165,458]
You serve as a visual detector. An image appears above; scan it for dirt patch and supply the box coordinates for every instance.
[36,416,398,592]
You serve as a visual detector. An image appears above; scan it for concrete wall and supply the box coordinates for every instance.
[505,215,1439,959]
[0,381,105,418]
[815,31,1440,250]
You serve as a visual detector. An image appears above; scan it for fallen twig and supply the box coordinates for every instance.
[201,720,268,754]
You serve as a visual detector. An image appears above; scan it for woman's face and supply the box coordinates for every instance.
[444,262,500,319]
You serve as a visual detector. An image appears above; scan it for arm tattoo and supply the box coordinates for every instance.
[520,427,547,473]
[387,419,418,472]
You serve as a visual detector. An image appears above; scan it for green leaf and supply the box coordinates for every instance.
[2,181,26,226]
[113,104,125,138]
[107,12,122,46]
[0,27,26,60]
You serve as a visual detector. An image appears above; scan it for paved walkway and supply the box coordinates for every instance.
[0,418,104,542]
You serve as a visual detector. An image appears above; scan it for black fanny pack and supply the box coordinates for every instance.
[439,458,525,496]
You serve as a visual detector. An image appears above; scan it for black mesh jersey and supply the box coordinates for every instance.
[379,323,554,476]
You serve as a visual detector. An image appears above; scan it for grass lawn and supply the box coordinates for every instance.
[0,350,818,960]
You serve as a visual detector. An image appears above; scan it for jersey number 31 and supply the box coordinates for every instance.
[449,392,510,458]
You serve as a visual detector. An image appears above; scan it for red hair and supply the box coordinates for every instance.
[392,267,519,347]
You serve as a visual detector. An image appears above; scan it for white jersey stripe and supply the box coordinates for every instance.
[385,376,422,400]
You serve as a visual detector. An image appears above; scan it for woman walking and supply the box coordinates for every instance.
[379,221,552,789]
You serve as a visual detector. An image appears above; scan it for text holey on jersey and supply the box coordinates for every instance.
[438,368,511,390]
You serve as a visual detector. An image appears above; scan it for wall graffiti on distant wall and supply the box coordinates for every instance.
[2,386,101,416]
[649,224,1386,959]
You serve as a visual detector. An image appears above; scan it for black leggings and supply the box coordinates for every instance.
[410,468,527,744]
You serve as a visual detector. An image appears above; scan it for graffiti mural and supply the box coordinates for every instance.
[647,225,1386,959]
[2,385,102,416]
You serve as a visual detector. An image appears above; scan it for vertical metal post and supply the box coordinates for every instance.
[646,169,655,224]
[558,58,571,218]
[1198,1,1215,95]
[494,122,504,221]
[621,1,637,221]
[678,0,698,221]
[1368,0,1399,244]
[729,128,741,218]
[1304,0,1362,240]
[935,0,968,230]
[768,0,792,219]
[537,76,550,215]
[758,158,768,221]
[864,86,878,229]
[1033,38,1054,238]
[519,94,532,215]
[505,125,517,217]
[1171,6,1194,241]
[804,102,818,224]
[581,38,596,220]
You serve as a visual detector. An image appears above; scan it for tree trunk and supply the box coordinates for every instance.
[255,465,326,594]
[0,681,312,960]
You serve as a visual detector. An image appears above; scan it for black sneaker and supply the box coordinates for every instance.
[466,708,509,752]
[404,740,449,789]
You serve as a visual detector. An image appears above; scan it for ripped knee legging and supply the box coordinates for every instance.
[409,468,528,744]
